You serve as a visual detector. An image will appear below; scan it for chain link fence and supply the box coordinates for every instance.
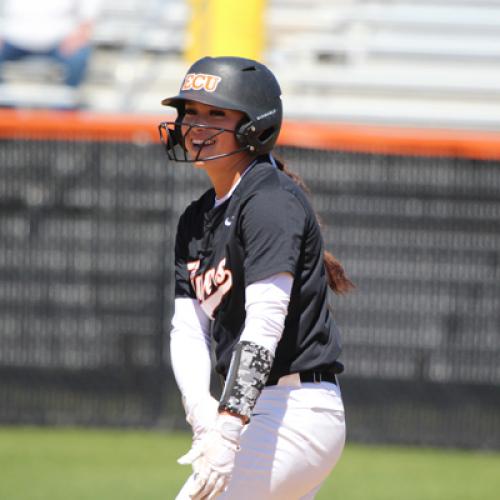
[1,135,499,448]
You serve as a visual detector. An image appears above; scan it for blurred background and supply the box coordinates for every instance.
[1,0,500,127]
[0,0,499,461]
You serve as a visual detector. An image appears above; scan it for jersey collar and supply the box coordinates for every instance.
[213,159,258,208]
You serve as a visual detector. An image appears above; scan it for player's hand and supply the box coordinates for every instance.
[189,413,244,499]
[177,435,204,469]
[60,22,92,55]
[178,395,219,467]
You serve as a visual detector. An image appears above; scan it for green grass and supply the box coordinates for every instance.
[0,427,499,500]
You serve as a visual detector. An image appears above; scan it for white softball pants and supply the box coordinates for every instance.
[176,375,346,500]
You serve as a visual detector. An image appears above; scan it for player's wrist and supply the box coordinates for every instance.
[214,413,245,445]
[218,408,249,424]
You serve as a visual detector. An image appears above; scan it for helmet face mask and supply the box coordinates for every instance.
[160,56,282,162]
[158,120,252,162]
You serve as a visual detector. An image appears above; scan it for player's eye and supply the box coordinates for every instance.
[210,110,225,117]
[185,108,197,115]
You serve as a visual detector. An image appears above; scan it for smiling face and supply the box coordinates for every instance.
[181,101,250,168]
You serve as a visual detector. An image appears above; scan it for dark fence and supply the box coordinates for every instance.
[1,134,499,449]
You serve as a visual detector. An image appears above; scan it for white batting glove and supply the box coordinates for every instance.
[189,413,244,500]
[178,395,219,467]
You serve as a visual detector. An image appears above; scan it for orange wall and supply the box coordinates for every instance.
[1,109,500,161]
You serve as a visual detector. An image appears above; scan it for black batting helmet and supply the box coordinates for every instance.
[159,56,283,161]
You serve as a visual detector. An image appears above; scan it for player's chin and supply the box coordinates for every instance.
[187,147,213,167]
[193,160,206,168]
[184,149,204,166]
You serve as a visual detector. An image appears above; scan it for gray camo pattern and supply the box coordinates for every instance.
[223,341,273,418]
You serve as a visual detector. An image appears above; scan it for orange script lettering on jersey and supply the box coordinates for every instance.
[181,73,222,93]
[187,258,233,318]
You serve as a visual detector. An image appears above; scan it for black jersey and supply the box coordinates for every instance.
[174,159,343,381]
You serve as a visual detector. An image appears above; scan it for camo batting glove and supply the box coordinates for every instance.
[189,413,244,500]
[178,395,219,467]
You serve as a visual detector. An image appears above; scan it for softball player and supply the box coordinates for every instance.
[159,56,353,500]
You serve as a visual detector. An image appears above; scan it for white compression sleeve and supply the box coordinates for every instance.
[239,272,293,355]
[170,298,212,408]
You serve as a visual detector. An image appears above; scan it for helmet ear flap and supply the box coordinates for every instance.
[235,118,256,152]
[236,117,280,154]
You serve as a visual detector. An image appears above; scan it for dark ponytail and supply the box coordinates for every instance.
[273,156,354,295]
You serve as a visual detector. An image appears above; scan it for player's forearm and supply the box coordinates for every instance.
[218,273,293,421]
[170,330,211,405]
[170,298,212,407]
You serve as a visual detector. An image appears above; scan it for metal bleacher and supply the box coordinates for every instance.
[84,0,188,112]
[92,0,500,129]
[266,0,500,129]
[0,0,188,111]
[1,0,500,130]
